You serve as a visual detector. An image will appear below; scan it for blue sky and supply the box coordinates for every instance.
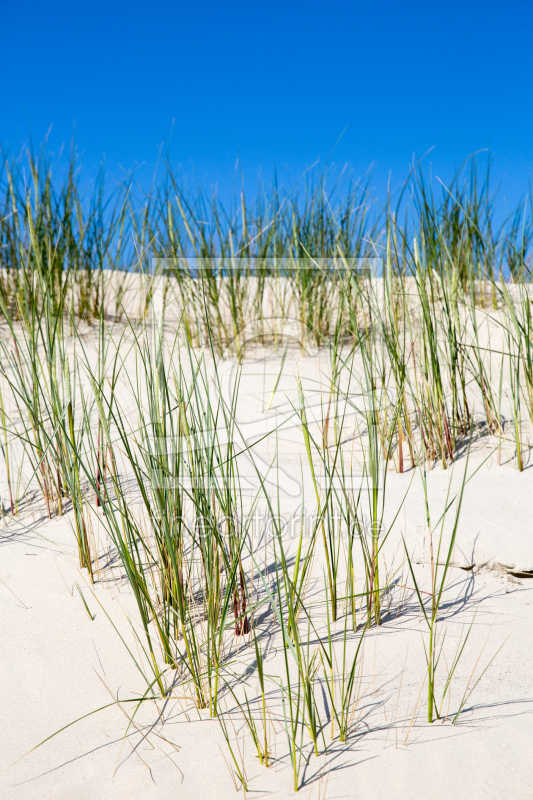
[1,0,532,208]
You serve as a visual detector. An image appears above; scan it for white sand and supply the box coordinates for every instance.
[2,321,533,799]
[2,497,533,799]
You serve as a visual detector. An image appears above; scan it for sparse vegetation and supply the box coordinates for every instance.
[1,143,528,791]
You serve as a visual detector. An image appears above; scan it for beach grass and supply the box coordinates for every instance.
[0,142,529,791]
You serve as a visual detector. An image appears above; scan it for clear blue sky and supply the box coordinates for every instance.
[1,0,532,207]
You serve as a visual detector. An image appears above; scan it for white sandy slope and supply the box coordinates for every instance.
[2,335,533,799]
[1,504,533,800]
